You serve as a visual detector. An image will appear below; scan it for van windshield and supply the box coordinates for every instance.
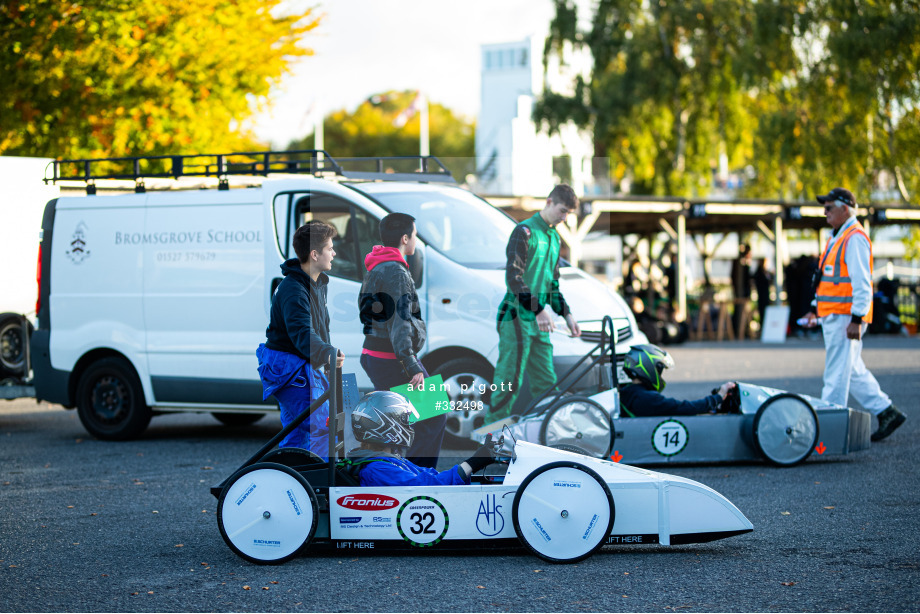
[353,185,517,269]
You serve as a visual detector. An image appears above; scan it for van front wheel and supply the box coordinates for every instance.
[76,357,151,440]
[432,357,494,442]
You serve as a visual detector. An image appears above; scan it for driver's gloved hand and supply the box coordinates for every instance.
[711,382,737,413]
[464,434,496,473]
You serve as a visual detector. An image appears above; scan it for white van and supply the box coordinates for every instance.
[32,153,645,439]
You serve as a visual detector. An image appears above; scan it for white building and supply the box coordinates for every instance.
[474,36,594,197]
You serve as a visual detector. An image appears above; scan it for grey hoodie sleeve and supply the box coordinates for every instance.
[389,270,424,377]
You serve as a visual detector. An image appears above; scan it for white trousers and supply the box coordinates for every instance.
[820,314,891,414]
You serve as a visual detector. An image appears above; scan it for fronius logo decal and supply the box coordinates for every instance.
[337,494,399,510]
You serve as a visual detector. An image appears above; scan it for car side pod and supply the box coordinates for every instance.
[502,441,753,548]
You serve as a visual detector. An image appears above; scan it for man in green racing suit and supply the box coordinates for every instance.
[488,184,581,421]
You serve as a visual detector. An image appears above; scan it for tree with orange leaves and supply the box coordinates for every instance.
[0,1,321,159]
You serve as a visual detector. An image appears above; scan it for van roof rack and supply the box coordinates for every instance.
[43,149,456,193]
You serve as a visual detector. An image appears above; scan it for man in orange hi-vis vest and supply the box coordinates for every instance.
[802,188,906,441]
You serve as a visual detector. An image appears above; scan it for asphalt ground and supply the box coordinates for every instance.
[1,335,919,613]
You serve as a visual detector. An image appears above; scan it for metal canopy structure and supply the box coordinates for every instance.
[488,195,920,325]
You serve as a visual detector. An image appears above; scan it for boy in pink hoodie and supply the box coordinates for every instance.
[358,213,446,468]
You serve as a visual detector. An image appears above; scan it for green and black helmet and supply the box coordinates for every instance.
[623,344,675,392]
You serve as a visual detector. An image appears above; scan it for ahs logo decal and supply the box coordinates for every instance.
[66,222,91,264]
[475,493,505,536]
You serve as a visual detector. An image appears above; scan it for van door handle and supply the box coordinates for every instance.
[270,277,283,298]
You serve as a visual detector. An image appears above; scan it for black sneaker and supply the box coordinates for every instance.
[871,405,906,442]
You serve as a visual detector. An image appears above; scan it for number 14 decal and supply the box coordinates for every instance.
[652,420,689,457]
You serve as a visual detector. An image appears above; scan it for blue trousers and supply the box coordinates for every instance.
[256,344,329,457]
[273,374,329,457]
[360,353,446,469]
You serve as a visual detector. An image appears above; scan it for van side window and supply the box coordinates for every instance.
[294,194,378,283]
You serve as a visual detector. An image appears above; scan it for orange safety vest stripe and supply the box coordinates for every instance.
[815,221,874,323]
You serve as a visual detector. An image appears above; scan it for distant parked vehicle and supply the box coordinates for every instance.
[0,157,58,399]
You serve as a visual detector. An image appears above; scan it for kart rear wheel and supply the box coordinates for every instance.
[753,393,819,467]
[539,396,613,458]
[512,461,614,563]
[217,462,318,564]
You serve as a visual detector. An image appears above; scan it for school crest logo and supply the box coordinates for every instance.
[66,222,91,264]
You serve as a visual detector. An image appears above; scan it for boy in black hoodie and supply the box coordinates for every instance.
[257,221,344,457]
[358,213,446,468]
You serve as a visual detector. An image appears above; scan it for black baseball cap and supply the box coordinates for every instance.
[816,187,857,207]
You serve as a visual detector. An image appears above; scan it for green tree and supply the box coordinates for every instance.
[536,1,920,204]
[535,0,785,196]
[752,1,920,202]
[0,1,320,159]
[287,90,475,178]
[904,227,920,261]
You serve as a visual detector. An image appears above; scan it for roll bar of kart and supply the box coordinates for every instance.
[521,315,619,417]
[327,349,344,488]
[216,347,344,491]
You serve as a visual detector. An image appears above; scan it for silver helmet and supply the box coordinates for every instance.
[351,391,416,449]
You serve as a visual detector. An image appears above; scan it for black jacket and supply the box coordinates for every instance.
[620,383,721,417]
[265,258,335,367]
[359,252,426,377]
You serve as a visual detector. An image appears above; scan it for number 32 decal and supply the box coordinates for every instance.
[410,512,436,535]
[397,496,449,547]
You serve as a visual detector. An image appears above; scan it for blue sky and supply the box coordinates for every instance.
[250,0,561,146]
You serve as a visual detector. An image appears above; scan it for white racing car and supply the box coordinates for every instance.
[212,363,753,565]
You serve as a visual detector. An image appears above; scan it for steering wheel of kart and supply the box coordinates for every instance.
[482,433,510,465]
[711,382,741,413]
[492,430,515,464]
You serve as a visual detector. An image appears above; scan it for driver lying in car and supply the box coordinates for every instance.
[620,344,736,417]
[340,391,495,487]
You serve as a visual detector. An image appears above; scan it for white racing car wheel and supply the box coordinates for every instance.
[753,393,819,467]
[539,396,613,458]
[217,462,318,564]
[512,461,614,563]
